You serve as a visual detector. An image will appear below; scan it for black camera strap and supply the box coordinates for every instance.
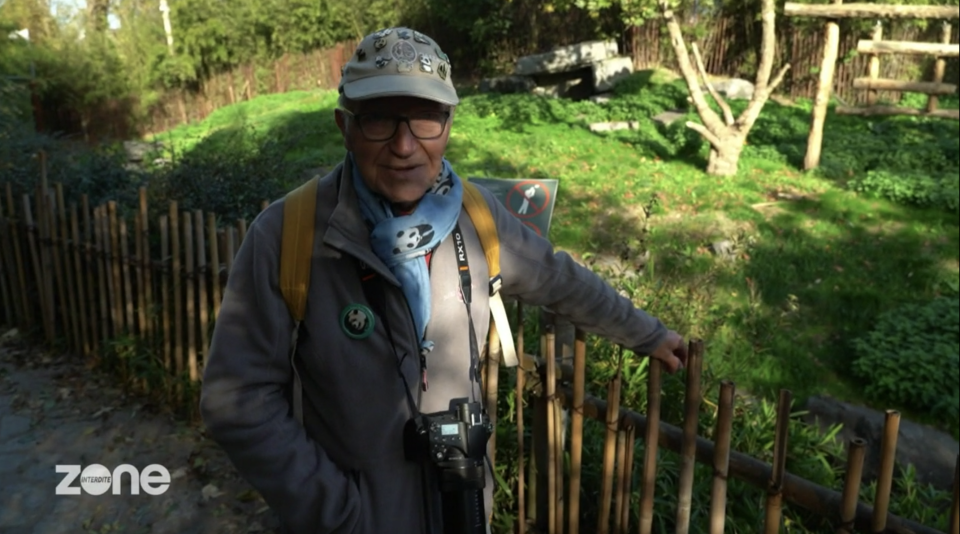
[451,224,484,400]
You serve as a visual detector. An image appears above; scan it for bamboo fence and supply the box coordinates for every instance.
[0,163,958,533]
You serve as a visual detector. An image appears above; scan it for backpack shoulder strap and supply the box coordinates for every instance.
[280,175,319,425]
[462,180,518,368]
[280,175,319,322]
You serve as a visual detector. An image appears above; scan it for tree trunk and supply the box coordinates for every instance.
[707,137,745,176]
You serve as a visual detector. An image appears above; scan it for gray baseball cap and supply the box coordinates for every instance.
[338,27,458,106]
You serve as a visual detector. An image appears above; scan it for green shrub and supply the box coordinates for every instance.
[849,169,959,213]
[852,297,960,432]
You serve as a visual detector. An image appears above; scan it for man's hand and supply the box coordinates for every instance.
[649,330,688,374]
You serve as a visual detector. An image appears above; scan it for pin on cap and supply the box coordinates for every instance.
[338,27,458,106]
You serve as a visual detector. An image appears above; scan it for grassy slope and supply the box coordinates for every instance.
[151,77,959,434]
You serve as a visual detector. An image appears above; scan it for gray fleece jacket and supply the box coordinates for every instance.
[199,159,667,534]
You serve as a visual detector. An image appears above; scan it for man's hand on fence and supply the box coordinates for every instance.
[650,330,688,374]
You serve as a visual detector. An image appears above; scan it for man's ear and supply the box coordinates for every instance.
[334,109,350,150]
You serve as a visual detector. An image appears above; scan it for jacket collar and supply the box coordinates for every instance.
[322,157,400,286]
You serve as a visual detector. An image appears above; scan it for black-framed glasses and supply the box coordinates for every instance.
[340,109,450,141]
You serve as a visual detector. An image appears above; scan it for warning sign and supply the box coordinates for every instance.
[467,177,559,237]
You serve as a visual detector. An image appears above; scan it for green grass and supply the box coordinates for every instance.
[152,74,960,435]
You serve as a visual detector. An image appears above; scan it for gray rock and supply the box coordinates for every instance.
[589,93,614,105]
[709,78,755,100]
[653,110,687,127]
[592,56,634,93]
[516,40,618,76]
[479,75,536,94]
[802,395,959,491]
[588,121,640,133]
[123,140,162,163]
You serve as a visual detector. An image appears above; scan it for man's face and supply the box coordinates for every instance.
[336,96,453,209]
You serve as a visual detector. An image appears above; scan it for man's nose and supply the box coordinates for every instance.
[389,121,418,155]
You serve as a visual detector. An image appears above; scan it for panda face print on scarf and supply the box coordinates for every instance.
[350,154,464,350]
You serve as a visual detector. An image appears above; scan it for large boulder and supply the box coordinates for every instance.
[479,75,536,94]
[592,56,634,93]
[515,40,618,76]
[709,78,755,100]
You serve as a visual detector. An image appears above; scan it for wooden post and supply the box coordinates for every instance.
[485,324,502,467]
[764,389,793,534]
[567,329,586,534]
[183,212,198,382]
[94,206,110,344]
[927,23,953,113]
[866,22,883,106]
[804,0,843,171]
[638,359,662,534]
[597,372,622,534]
[194,210,209,372]
[872,410,901,532]
[134,214,146,337]
[140,188,154,344]
[207,213,222,320]
[120,218,135,334]
[0,197,16,326]
[55,185,81,355]
[237,218,247,246]
[46,191,69,345]
[675,341,704,534]
[619,423,636,533]
[36,154,55,341]
[515,303,526,534]
[170,202,183,384]
[69,204,89,356]
[837,438,867,534]
[108,201,123,335]
[544,325,558,534]
[6,185,31,329]
[160,215,172,374]
[710,380,736,534]
[224,228,235,278]
[613,427,628,534]
[82,196,99,354]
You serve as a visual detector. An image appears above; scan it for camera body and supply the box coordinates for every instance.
[405,400,492,534]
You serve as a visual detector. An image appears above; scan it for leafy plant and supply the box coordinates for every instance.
[849,169,959,213]
[851,296,960,435]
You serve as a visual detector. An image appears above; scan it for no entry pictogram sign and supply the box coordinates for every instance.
[466,177,559,237]
[505,180,550,219]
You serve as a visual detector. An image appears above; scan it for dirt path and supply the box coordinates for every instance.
[0,330,281,534]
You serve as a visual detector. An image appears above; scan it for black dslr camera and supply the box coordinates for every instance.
[404,399,493,534]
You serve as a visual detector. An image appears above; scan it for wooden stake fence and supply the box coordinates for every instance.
[0,164,951,533]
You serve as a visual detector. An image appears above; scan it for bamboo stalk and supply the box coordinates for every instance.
[0,197,15,326]
[194,210,210,373]
[36,155,55,341]
[872,410,901,532]
[94,206,110,344]
[675,341,705,534]
[764,389,793,534]
[927,23,953,114]
[47,191,70,346]
[108,201,123,335]
[23,194,51,340]
[160,215,172,374]
[837,438,866,534]
[224,227,236,277]
[207,213,222,320]
[170,202,183,384]
[82,196,98,354]
[710,380,736,534]
[134,213,145,337]
[866,22,883,106]
[139,188,153,344]
[553,374,565,534]
[237,218,247,245]
[55,185,81,355]
[516,303,527,534]
[803,0,842,170]
[567,329,586,534]
[544,325,558,534]
[613,427,628,534]
[597,372,622,534]
[619,423,636,533]
[183,212,198,382]
[638,358,662,534]
[120,218,135,334]
[6,185,30,329]
[69,204,89,356]
[950,454,958,534]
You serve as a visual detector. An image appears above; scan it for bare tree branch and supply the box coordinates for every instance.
[685,120,723,147]
[768,64,792,94]
[753,0,778,95]
[661,5,726,136]
[742,64,792,129]
[691,43,736,126]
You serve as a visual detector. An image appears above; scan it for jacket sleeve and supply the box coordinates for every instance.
[481,186,669,355]
[199,205,361,534]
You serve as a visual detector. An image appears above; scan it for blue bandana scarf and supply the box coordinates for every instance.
[351,154,463,353]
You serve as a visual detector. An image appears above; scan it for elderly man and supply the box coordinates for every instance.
[200,27,688,534]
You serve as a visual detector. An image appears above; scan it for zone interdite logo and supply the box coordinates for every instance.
[55,464,171,496]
